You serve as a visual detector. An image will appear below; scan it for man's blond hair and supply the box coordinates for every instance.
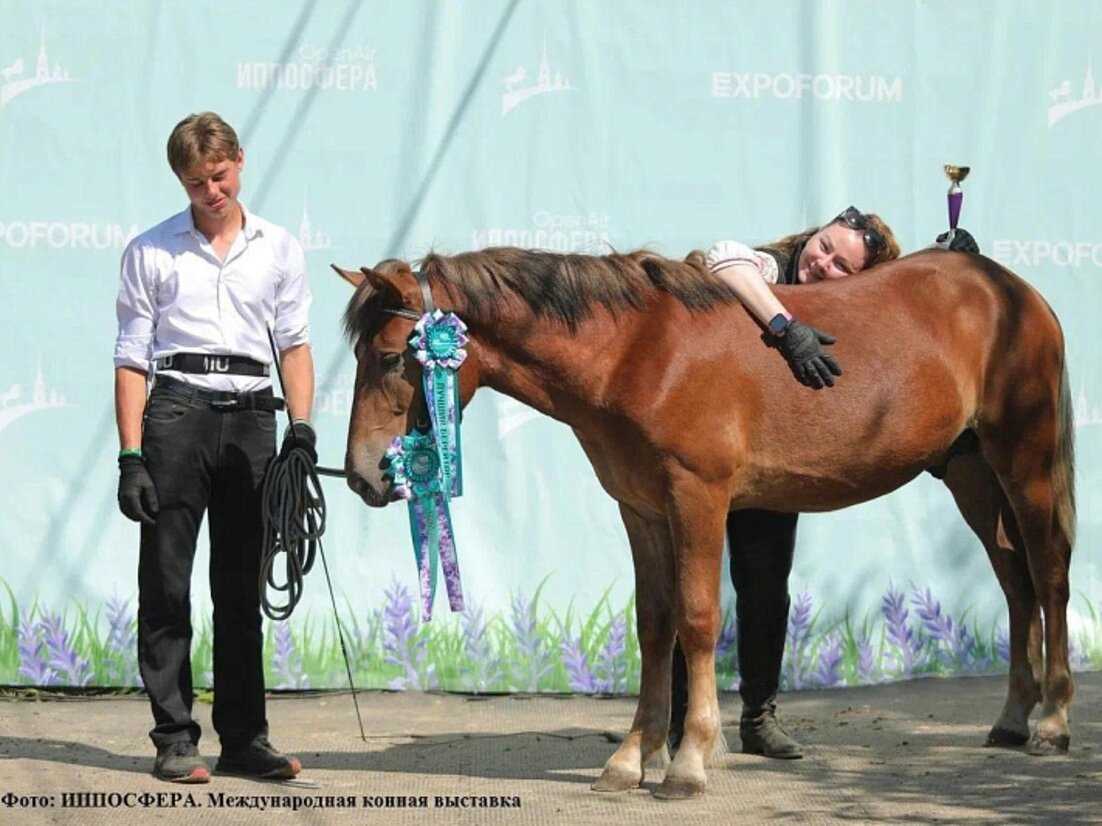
[166,112,241,176]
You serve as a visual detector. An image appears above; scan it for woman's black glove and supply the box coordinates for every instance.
[936,227,979,254]
[280,420,318,465]
[118,454,159,526]
[776,320,843,389]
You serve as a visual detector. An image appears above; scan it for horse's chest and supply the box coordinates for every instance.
[572,429,663,515]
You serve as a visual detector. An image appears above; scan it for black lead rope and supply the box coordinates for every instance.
[260,327,365,740]
[259,441,323,621]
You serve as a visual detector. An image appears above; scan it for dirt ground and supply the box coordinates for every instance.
[1,672,1099,825]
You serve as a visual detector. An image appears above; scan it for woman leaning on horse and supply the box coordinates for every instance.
[668,208,977,758]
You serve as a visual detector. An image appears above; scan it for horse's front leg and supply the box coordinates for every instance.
[593,503,677,792]
[655,480,728,800]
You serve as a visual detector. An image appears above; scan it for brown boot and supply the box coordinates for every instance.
[740,704,803,759]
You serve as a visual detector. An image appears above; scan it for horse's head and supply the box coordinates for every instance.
[336,258,479,507]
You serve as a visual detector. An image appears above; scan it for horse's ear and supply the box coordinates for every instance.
[359,266,405,299]
[331,264,365,289]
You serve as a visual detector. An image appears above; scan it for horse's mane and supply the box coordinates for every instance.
[344,247,739,342]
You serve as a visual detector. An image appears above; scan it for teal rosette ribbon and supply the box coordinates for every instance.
[410,310,467,498]
[385,430,463,621]
[383,310,468,621]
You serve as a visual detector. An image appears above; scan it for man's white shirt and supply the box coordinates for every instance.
[114,204,311,392]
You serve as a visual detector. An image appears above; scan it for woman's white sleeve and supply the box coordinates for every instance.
[705,240,779,284]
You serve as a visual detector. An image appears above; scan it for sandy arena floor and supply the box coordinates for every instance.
[1,672,1099,824]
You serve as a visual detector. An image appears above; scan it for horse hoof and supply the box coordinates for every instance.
[985,726,1029,748]
[591,766,642,793]
[653,775,705,800]
[1026,732,1070,756]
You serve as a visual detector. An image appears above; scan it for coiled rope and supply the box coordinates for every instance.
[259,438,325,622]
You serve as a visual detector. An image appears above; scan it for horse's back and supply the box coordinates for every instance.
[627,251,1065,512]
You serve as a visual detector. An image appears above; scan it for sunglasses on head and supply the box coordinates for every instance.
[834,206,886,257]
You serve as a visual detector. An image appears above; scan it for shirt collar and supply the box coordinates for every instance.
[171,203,263,240]
[240,203,263,240]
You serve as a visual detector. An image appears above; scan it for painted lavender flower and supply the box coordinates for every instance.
[40,613,91,686]
[508,592,555,692]
[560,636,599,693]
[813,631,844,688]
[594,616,628,694]
[17,611,55,686]
[382,579,435,690]
[783,591,814,690]
[910,586,994,673]
[460,602,502,692]
[272,621,310,690]
[103,596,140,687]
[715,610,740,691]
[857,631,878,684]
[995,625,1011,663]
[882,584,920,679]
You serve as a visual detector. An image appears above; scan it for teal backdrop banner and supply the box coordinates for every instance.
[1,1,1099,693]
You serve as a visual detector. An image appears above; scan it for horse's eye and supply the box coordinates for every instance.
[380,352,403,371]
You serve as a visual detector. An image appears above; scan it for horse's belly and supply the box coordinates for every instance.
[733,434,951,513]
[733,372,971,511]
[737,465,928,513]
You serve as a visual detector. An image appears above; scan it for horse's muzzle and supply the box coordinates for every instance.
[346,472,393,508]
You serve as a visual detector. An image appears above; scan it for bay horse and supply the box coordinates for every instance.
[335,246,1075,799]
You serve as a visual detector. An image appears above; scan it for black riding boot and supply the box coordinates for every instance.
[729,509,804,759]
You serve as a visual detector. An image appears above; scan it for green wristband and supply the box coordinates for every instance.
[119,448,142,459]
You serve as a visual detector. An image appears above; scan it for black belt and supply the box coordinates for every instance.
[152,374,286,411]
[155,352,270,377]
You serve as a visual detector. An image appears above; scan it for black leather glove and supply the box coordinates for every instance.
[118,453,159,526]
[936,227,979,254]
[776,320,843,389]
[280,420,318,465]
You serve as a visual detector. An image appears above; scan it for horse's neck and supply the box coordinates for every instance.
[471,318,617,426]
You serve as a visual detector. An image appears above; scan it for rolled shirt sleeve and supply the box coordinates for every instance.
[705,240,779,285]
[113,241,156,373]
[273,235,312,352]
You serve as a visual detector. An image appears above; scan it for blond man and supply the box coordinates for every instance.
[114,112,314,782]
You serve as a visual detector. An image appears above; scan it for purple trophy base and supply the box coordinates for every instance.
[948,191,963,230]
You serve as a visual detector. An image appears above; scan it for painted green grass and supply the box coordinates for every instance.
[3,577,1101,693]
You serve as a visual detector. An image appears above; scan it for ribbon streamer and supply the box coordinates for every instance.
[412,310,467,497]
[384,311,468,620]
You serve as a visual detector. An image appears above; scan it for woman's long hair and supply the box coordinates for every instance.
[758,212,901,270]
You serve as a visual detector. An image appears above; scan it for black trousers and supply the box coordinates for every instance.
[137,379,276,750]
[670,509,798,733]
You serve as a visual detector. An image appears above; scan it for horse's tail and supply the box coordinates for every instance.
[1053,352,1077,552]
[987,256,1077,554]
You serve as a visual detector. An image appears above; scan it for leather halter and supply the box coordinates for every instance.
[381,270,434,320]
[378,270,440,430]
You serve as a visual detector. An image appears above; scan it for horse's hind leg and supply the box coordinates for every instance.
[942,454,1043,747]
[592,504,677,792]
[981,360,1076,754]
[990,462,1074,754]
